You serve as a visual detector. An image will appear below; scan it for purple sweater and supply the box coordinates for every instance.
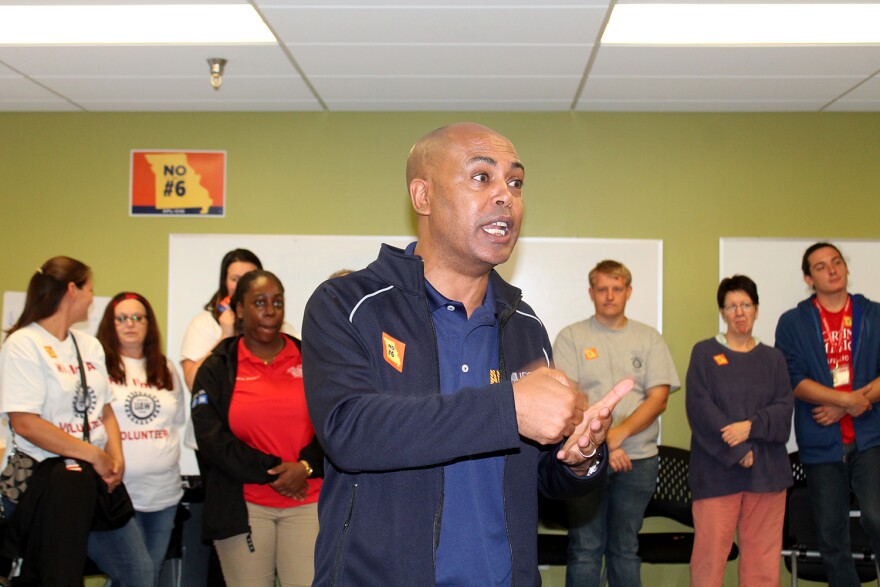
[685,338,794,500]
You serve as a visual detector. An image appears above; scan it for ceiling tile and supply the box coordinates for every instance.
[0,74,78,103]
[825,100,880,111]
[311,75,580,102]
[0,45,292,77]
[0,0,878,112]
[75,98,323,112]
[835,75,880,100]
[581,76,867,102]
[262,5,609,45]
[322,98,572,112]
[291,45,593,77]
[39,75,315,102]
[576,99,830,112]
[257,0,604,6]
[591,46,880,77]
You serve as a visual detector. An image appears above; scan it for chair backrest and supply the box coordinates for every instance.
[643,445,693,527]
[789,451,807,486]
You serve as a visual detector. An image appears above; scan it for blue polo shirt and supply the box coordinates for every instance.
[426,278,511,587]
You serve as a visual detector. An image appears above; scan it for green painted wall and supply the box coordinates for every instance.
[4,112,879,585]
[4,111,879,450]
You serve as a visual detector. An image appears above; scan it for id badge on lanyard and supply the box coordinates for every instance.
[815,296,852,389]
[832,363,851,387]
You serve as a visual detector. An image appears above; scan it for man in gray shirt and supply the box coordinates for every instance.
[553,260,680,587]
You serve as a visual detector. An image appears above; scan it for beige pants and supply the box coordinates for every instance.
[214,501,319,587]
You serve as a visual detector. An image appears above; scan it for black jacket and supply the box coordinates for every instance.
[192,334,324,541]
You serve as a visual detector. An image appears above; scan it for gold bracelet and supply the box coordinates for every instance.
[299,459,314,477]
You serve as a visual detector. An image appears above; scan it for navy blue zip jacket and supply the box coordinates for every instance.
[775,293,880,464]
[302,244,606,587]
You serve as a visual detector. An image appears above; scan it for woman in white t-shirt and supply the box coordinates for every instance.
[0,256,152,586]
[180,249,264,396]
[97,292,185,582]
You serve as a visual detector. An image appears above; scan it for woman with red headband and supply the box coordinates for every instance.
[98,292,185,583]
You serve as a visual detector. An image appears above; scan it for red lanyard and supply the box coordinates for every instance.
[813,296,851,363]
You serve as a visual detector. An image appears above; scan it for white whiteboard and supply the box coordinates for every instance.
[168,234,663,474]
[719,238,880,346]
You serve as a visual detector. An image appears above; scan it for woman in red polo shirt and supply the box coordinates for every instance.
[191,270,323,587]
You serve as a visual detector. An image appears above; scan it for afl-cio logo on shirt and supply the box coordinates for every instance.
[125,392,160,425]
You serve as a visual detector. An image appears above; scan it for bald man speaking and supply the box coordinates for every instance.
[303,123,630,586]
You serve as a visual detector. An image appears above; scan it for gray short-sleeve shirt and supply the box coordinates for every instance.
[553,316,680,459]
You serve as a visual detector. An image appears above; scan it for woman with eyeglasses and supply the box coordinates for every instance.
[0,257,153,586]
[686,275,794,587]
[97,292,185,583]
[192,270,322,587]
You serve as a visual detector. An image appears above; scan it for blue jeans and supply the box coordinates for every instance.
[565,455,658,587]
[803,444,880,587]
[3,496,153,587]
[89,515,155,587]
[134,506,179,583]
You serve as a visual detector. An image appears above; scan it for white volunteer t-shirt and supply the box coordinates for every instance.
[111,356,185,512]
[0,323,112,462]
[179,310,299,450]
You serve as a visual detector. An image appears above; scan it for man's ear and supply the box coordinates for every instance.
[803,273,815,291]
[410,179,430,217]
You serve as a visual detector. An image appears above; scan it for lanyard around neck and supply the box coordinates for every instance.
[70,333,91,444]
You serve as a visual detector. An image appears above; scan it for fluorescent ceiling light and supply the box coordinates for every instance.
[603,4,880,45]
[0,4,275,44]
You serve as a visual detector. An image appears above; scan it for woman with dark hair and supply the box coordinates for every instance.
[180,248,264,393]
[180,251,300,587]
[686,274,794,587]
[97,292,184,582]
[0,256,152,586]
[192,270,323,586]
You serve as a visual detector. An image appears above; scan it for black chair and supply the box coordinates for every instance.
[537,445,739,573]
[782,452,880,586]
[537,491,570,567]
[159,501,191,587]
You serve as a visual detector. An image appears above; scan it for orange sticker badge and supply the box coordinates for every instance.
[713,354,729,366]
[583,348,599,360]
[382,332,406,373]
[844,316,853,328]
[44,346,57,359]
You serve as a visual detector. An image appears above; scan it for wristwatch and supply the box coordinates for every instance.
[583,446,604,477]
[299,459,314,478]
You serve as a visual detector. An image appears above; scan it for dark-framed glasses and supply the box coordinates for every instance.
[115,314,147,324]
[722,303,754,314]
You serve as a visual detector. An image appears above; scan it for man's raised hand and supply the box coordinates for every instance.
[557,378,634,467]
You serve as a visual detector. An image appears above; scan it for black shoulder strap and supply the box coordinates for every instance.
[69,333,91,443]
